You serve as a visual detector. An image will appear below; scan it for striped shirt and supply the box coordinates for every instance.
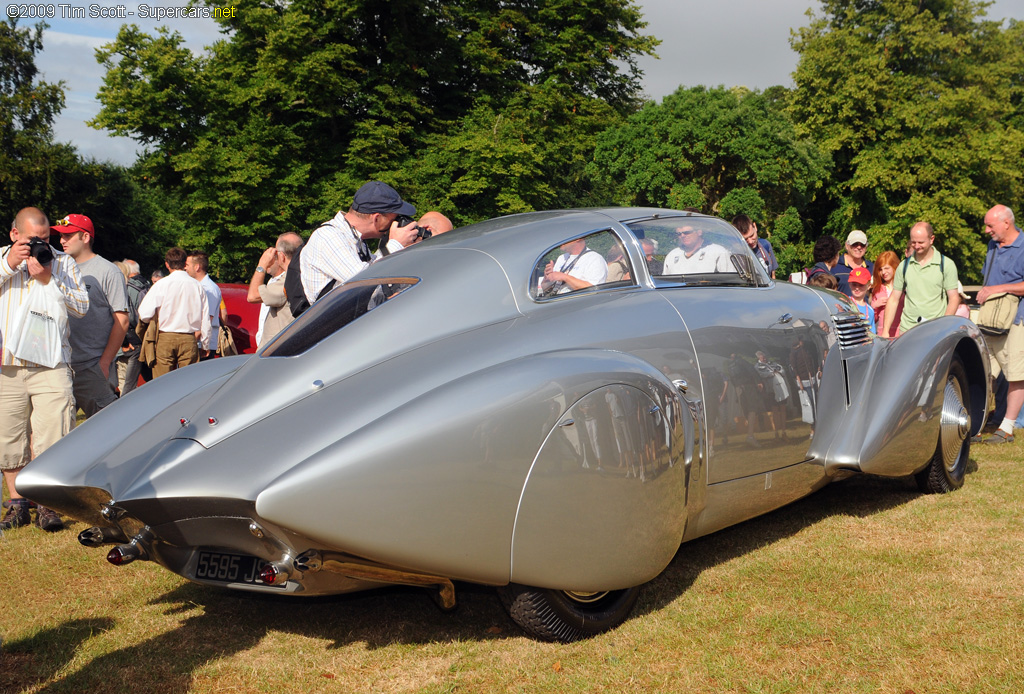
[301,212,370,303]
[0,244,90,367]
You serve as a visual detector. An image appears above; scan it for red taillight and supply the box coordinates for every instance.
[259,563,280,584]
[107,545,135,565]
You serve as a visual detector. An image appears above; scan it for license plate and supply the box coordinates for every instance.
[195,551,263,585]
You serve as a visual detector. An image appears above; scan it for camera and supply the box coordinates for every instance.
[395,214,431,241]
[26,237,54,265]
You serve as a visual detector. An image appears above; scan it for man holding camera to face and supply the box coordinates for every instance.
[0,207,89,532]
[300,181,422,304]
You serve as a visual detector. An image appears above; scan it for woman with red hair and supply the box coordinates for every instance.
[871,251,901,336]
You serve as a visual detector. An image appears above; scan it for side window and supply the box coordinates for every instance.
[531,230,635,300]
[628,217,768,287]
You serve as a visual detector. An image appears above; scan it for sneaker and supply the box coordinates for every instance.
[0,501,31,530]
[35,506,64,532]
[982,430,1015,444]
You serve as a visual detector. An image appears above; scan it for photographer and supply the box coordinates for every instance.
[0,207,89,532]
[299,181,421,304]
[380,211,454,255]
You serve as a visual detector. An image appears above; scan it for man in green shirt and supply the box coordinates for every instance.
[882,222,960,336]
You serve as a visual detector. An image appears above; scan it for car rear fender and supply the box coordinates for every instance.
[254,349,691,587]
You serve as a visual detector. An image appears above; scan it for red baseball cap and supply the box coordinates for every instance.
[52,213,95,237]
[849,267,872,285]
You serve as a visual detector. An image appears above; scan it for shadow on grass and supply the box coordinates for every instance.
[23,471,955,693]
[1,618,114,693]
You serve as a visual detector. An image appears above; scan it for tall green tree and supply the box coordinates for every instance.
[589,85,829,269]
[790,0,1024,280]
[90,0,658,278]
[0,19,69,217]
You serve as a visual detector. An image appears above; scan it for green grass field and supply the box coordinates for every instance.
[2,441,1023,694]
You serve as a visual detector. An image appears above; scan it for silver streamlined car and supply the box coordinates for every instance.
[19,208,989,642]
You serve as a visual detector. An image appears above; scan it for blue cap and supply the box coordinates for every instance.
[351,181,416,216]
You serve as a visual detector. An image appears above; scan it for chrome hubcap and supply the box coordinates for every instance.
[940,375,969,473]
[562,590,609,604]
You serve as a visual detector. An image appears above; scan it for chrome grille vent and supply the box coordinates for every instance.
[833,312,872,348]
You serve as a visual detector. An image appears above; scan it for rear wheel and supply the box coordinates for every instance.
[498,584,640,642]
[916,354,971,494]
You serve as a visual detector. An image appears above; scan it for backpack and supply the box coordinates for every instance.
[901,251,946,305]
[124,275,150,347]
[284,243,336,318]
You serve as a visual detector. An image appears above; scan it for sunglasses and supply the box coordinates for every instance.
[850,242,867,249]
[676,230,697,236]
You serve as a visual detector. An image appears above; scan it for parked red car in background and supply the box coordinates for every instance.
[219,283,261,354]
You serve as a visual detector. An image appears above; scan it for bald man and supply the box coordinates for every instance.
[380,210,455,255]
[977,204,1024,443]
[248,232,304,347]
[882,221,959,337]
[0,207,89,532]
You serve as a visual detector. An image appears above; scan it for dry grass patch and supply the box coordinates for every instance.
[3,444,1024,693]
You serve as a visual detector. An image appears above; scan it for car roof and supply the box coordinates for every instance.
[368,207,708,281]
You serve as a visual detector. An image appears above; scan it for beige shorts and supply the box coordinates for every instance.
[986,322,1024,381]
[0,365,76,471]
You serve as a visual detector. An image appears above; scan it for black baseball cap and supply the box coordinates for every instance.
[351,181,416,216]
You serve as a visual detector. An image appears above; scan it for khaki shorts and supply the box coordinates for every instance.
[986,322,1024,381]
[0,365,76,471]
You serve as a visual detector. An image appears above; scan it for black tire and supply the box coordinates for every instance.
[498,583,640,642]
[916,354,971,494]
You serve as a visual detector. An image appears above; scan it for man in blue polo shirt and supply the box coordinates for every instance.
[977,204,1024,443]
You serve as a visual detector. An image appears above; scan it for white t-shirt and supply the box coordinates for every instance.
[663,243,731,274]
[550,249,608,293]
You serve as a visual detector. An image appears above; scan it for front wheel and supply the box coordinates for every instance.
[916,354,971,494]
[498,584,641,642]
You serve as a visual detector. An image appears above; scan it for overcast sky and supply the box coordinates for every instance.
[19,0,1024,165]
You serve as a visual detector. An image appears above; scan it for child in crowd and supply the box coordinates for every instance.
[807,271,838,291]
[847,266,875,332]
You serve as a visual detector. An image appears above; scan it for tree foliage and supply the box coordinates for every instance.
[89,0,658,278]
[0,19,68,217]
[589,85,830,274]
[790,0,1024,281]
[0,19,174,272]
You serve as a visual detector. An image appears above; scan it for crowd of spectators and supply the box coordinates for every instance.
[2,189,1022,533]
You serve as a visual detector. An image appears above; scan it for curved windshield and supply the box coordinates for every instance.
[261,278,418,357]
[627,216,770,287]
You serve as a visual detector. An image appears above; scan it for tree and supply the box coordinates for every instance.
[0,19,68,217]
[589,85,829,240]
[89,1,658,278]
[790,0,1024,281]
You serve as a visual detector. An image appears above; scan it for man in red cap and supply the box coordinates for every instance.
[53,213,129,417]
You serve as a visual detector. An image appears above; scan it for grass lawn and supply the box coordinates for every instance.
[2,441,1023,693]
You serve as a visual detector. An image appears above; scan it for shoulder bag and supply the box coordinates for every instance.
[977,248,1020,336]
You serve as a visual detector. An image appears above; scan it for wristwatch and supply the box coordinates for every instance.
[256,266,265,273]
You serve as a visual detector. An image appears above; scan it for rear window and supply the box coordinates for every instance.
[261,278,418,357]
